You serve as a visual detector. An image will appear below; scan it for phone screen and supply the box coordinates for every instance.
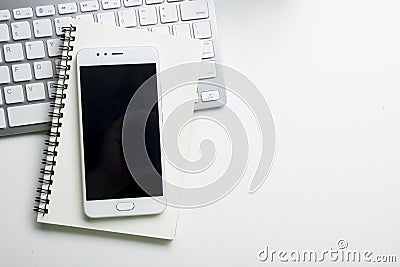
[79,64,163,201]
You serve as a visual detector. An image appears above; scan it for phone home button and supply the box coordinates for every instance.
[116,202,135,211]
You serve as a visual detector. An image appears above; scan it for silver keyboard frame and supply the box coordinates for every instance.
[0,0,226,137]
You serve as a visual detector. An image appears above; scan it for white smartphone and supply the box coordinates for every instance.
[76,47,166,218]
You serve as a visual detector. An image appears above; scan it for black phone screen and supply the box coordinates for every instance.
[79,64,163,201]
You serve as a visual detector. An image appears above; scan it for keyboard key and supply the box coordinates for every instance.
[55,17,72,35]
[34,61,53,80]
[193,21,211,39]
[124,0,143,7]
[3,43,24,62]
[7,102,51,127]
[55,59,61,67]
[167,0,183,2]
[201,90,220,102]
[36,5,56,17]
[0,91,2,105]
[26,41,46,59]
[54,59,61,75]
[77,14,95,23]
[199,60,217,80]
[33,19,53,38]
[13,8,34,20]
[172,23,191,38]
[97,12,116,26]
[47,82,57,98]
[0,24,10,42]
[102,0,122,10]
[160,5,178,23]
[12,63,32,82]
[0,66,10,84]
[0,10,11,21]
[146,0,164,4]
[0,109,5,128]
[118,10,137,27]
[80,1,100,12]
[202,40,214,59]
[180,1,209,21]
[47,39,62,57]
[11,21,32,40]
[58,3,78,15]
[138,7,158,26]
[4,85,24,104]
[152,26,170,35]
[26,83,46,101]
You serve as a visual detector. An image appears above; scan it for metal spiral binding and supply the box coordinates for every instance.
[34,25,76,215]
[44,140,59,147]
[50,102,65,109]
[41,158,57,166]
[35,196,50,204]
[55,73,70,80]
[38,178,53,185]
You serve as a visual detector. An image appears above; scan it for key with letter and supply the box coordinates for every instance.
[47,39,62,57]
[34,61,53,80]
[3,43,24,62]
[12,63,32,82]
[26,83,46,101]
[47,82,57,99]
[4,85,24,104]
[25,41,46,60]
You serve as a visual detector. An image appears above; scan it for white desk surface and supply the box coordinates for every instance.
[1,0,400,266]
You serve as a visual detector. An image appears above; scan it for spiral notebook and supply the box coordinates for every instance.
[34,19,202,240]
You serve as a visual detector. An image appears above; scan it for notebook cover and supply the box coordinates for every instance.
[36,19,202,240]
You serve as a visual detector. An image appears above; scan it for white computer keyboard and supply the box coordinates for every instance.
[0,0,226,137]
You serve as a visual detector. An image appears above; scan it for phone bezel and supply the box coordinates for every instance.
[76,47,166,219]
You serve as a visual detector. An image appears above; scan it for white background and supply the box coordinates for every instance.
[1,0,400,266]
